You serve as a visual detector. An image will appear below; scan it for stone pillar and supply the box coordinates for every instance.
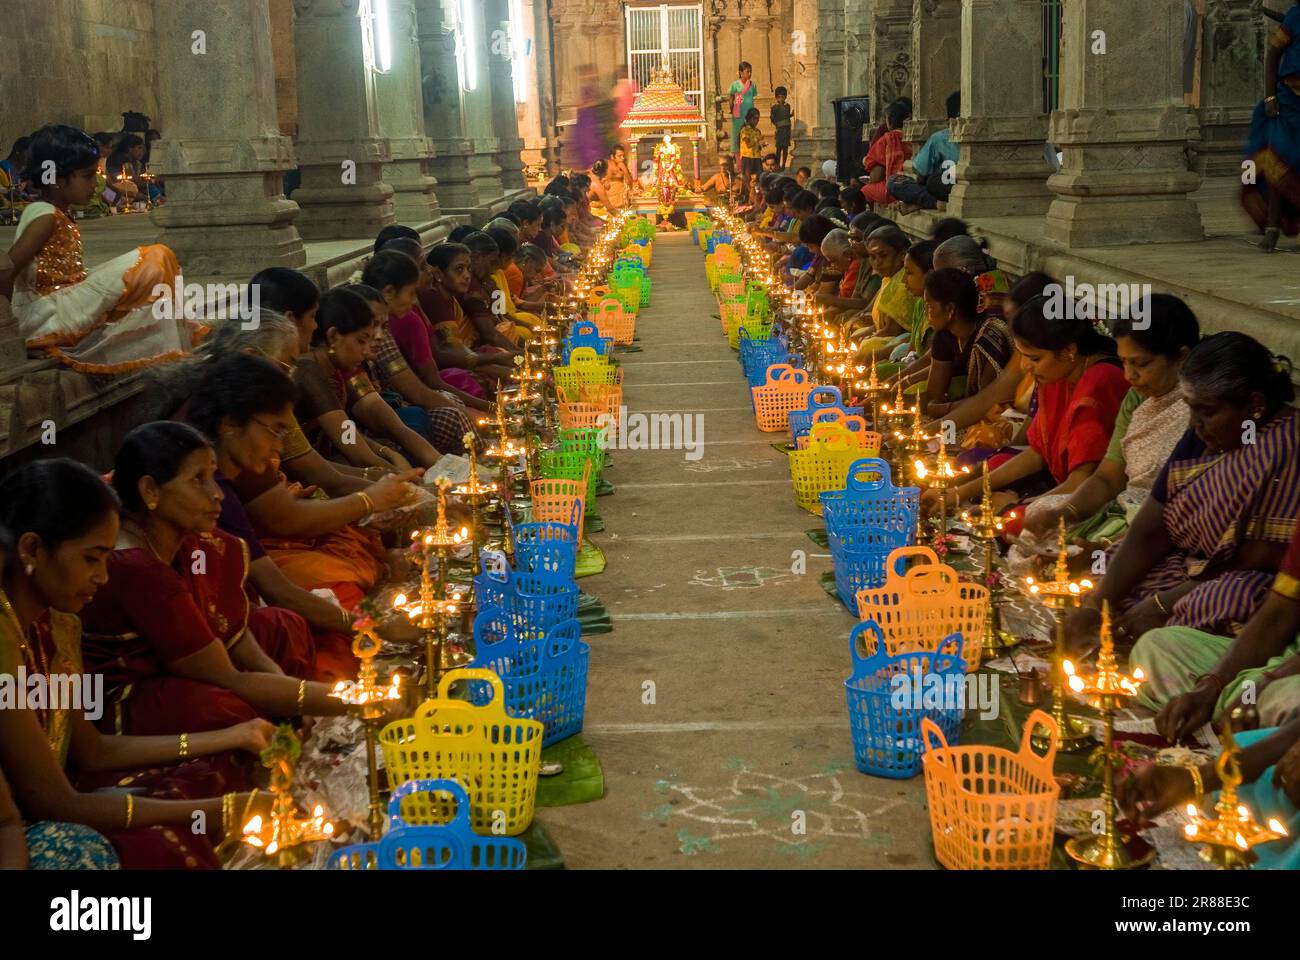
[517,0,559,177]
[292,0,395,240]
[415,0,477,212]
[376,0,442,225]
[148,0,304,278]
[459,0,506,209]
[1195,0,1267,177]
[869,0,914,114]
[483,0,528,193]
[947,0,1053,219]
[1045,0,1203,246]
[791,0,843,166]
[905,0,962,145]
[0,254,27,371]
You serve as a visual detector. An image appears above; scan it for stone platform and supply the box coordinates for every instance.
[881,177,1300,375]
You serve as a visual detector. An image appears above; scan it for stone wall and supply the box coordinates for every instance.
[0,0,159,148]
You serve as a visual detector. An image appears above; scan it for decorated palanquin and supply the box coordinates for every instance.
[620,63,706,221]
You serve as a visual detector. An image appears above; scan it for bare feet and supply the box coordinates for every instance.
[896,203,921,215]
[935,201,948,212]
[1262,227,1280,253]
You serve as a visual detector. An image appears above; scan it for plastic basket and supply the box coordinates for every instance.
[557,401,605,431]
[845,620,968,779]
[821,458,920,538]
[788,386,866,442]
[794,410,880,450]
[731,316,772,350]
[562,320,613,363]
[789,422,873,514]
[828,525,914,610]
[922,710,1060,870]
[720,297,747,335]
[554,347,620,400]
[577,381,624,429]
[719,279,746,301]
[751,364,815,432]
[326,779,527,870]
[539,450,599,510]
[475,549,581,638]
[854,546,989,672]
[378,669,543,836]
[468,607,589,747]
[530,477,586,543]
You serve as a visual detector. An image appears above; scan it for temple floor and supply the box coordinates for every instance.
[539,232,935,867]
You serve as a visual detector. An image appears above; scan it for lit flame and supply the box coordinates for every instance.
[392,592,407,608]
[1268,818,1287,836]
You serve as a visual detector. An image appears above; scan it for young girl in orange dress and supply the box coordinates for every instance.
[1,126,197,374]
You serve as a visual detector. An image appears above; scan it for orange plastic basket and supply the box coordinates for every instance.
[853,546,989,672]
[720,298,748,335]
[751,364,815,432]
[921,710,1060,870]
[592,297,636,344]
[530,479,586,543]
[788,421,877,514]
[577,382,624,427]
[718,279,746,301]
[794,409,882,450]
[585,285,611,310]
[557,402,605,431]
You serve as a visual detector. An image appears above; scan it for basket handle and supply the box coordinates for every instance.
[1020,709,1059,769]
[545,618,583,660]
[811,408,846,427]
[845,457,893,490]
[807,386,844,409]
[936,630,966,667]
[901,563,957,596]
[764,364,795,384]
[472,604,517,655]
[887,545,940,571]
[387,777,472,829]
[437,667,504,705]
[919,716,950,756]
[776,366,809,386]
[478,549,511,583]
[571,321,599,338]
[842,414,869,434]
[848,619,886,671]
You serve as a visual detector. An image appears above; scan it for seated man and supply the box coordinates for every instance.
[887,91,961,212]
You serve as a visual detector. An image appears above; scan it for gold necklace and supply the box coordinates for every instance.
[0,586,50,682]
[123,518,167,564]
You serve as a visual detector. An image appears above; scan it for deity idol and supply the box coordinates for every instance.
[653,133,686,219]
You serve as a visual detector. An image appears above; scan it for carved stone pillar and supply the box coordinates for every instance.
[148,0,305,277]
[415,0,476,211]
[1045,0,1204,246]
[483,0,528,193]
[1195,0,1267,177]
[376,0,442,225]
[947,0,1053,218]
[870,0,914,114]
[292,0,396,239]
[905,0,962,145]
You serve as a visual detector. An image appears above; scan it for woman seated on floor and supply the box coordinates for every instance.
[360,245,488,431]
[1133,516,1300,744]
[928,272,1054,466]
[1020,295,1198,552]
[932,234,1010,318]
[1119,716,1300,870]
[188,351,410,638]
[1065,332,1300,647]
[0,460,273,869]
[847,226,914,350]
[294,287,442,471]
[908,268,1015,417]
[924,294,1130,527]
[80,421,357,733]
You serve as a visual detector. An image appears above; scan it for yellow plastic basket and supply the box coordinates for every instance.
[854,546,989,672]
[788,421,875,514]
[378,668,543,836]
[922,710,1060,870]
[721,298,748,336]
[554,347,620,400]
[577,382,624,428]
[795,410,882,451]
[751,364,815,433]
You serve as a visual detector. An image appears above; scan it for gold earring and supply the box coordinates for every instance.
[147,501,158,511]
[24,562,34,576]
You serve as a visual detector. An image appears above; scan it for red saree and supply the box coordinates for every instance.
[80,530,319,735]
[1027,362,1130,484]
[861,130,910,205]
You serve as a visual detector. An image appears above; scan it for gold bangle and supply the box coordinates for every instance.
[221,792,236,841]
[357,491,375,517]
[296,679,307,715]
[124,793,135,830]
[1153,592,1170,616]
[178,732,189,758]
[1186,765,1205,800]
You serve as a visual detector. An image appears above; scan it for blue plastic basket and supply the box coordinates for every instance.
[468,605,590,747]
[563,320,614,363]
[820,458,920,540]
[788,386,866,442]
[511,521,579,580]
[326,779,527,870]
[828,526,914,611]
[475,549,580,640]
[844,620,968,779]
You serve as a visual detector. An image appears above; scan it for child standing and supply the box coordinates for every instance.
[771,87,794,169]
[739,108,765,192]
[2,125,193,374]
